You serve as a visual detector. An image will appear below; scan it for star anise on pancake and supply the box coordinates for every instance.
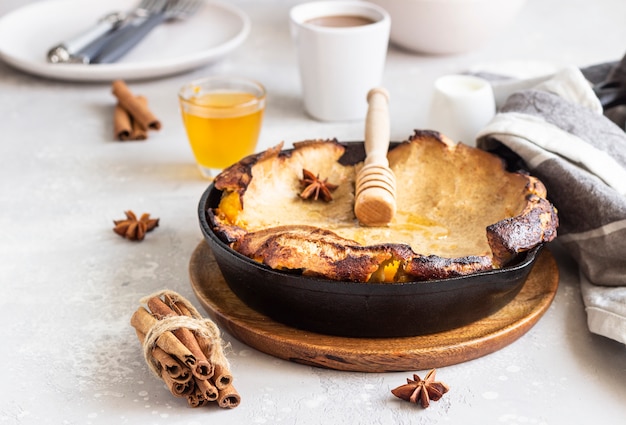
[299,169,338,202]
[391,369,449,408]
[113,210,159,241]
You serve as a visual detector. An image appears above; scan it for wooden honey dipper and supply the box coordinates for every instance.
[354,87,396,226]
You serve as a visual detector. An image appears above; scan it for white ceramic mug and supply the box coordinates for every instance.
[289,1,390,122]
[427,75,496,146]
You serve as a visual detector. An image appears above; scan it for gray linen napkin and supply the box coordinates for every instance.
[476,66,626,345]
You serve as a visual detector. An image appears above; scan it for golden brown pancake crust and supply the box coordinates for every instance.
[209,131,558,282]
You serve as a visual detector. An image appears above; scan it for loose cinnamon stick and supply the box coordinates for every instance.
[130,307,196,368]
[130,96,149,140]
[217,383,241,409]
[112,80,161,131]
[113,103,132,140]
[147,297,213,380]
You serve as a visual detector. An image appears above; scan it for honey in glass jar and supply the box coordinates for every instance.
[179,76,266,178]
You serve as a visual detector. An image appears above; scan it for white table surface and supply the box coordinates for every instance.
[1,0,625,424]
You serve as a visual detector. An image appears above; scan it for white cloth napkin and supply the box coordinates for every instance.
[477,66,626,345]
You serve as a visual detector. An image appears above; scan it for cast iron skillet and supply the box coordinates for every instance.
[197,142,543,338]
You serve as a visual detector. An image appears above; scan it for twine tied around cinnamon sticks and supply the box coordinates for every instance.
[130,290,240,408]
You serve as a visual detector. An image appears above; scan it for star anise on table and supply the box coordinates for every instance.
[391,369,450,408]
[299,168,338,202]
[113,210,159,241]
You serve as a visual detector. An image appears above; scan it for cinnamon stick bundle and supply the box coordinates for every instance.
[146,297,213,380]
[130,307,196,368]
[130,290,240,409]
[112,80,161,141]
[135,330,191,383]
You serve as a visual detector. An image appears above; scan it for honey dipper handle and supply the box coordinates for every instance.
[364,88,391,166]
[354,87,396,227]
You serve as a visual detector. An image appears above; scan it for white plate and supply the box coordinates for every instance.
[0,0,250,81]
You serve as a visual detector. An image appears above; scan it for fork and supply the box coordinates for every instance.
[47,0,165,64]
[73,0,168,64]
[91,0,203,64]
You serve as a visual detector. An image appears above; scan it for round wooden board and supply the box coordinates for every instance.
[189,241,559,372]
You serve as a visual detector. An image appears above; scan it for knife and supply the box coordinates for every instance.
[46,0,168,64]
[47,12,125,63]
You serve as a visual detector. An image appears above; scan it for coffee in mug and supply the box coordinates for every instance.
[290,1,390,121]
[305,15,375,28]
